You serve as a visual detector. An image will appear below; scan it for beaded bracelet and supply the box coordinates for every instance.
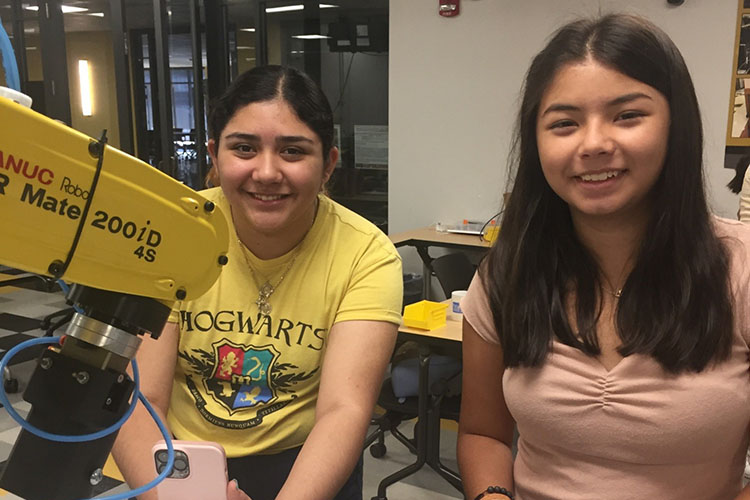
[473,485,515,500]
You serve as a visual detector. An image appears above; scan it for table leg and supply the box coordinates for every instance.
[372,344,464,498]
[424,379,463,492]
[372,346,431,500]
[415,246,434,300]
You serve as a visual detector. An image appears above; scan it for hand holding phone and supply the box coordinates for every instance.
[152,440,228,500]
[227,478,254,500]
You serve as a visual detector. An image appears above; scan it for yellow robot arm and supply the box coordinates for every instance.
[0,96,229,302]
[0,92,230,500]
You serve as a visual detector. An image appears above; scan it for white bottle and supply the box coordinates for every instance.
[449,290,467,321]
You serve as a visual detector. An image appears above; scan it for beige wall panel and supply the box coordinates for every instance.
[66,30,120,148]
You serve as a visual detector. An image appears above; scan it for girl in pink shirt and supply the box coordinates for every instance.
[458,14,750,500]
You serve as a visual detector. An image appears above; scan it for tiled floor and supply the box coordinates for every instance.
[0,267,462,500]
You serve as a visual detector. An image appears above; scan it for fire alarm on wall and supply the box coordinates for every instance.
[439,0,460,17]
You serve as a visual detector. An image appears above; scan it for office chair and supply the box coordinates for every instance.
[430,252,475,298]
[367,358,461,444]
[364,379,417,459]
[365,259,470,497]
[367,354,462,500]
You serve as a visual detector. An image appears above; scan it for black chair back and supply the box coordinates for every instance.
[431,252,475,297]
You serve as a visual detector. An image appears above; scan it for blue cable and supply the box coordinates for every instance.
[94,391,174,500]
[0,335,175,499]
[0,14,20,91]
[56,280,85,314]
[0,337,137,442]
[0,13,174,497]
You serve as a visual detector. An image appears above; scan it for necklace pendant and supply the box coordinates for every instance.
[259,282,274,297]
[255,295,272,315]
[259,301,272,315]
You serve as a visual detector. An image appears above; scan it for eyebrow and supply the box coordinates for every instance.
[223,132,315,145]
[540,92,653,117]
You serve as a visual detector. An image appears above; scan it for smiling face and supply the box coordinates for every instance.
[209,98,337,247]
[535,59,671,228]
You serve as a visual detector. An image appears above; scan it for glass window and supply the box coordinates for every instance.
[259,0,390,231]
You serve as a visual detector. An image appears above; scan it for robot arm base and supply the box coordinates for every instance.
[0,348,135,500]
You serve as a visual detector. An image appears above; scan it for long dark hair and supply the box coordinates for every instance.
[484,14,733,373]
[206,65,334,186]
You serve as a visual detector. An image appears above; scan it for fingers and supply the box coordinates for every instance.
[226,478,253,500]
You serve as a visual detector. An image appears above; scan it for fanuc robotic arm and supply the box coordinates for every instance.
[0,91,229,500]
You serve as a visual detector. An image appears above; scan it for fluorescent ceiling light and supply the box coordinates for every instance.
[240,28,256,32]
[78,59,93,117]
[87,12,104,17]
[24,4,88,13]
[237,46,255,50]
[62,6,88,13]
[24,5,88,13]
[292,34,330,39]
[266,4,337,13]
[266,5,304,13]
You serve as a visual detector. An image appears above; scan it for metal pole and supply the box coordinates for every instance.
[9,0,28,87]
[109,0,134,154]
[153,0,174,176]
[37,0,71,123]
[255,1,268,66]
[189,0,207,182]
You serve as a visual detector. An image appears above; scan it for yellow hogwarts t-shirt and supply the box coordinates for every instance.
[166,188,402,457]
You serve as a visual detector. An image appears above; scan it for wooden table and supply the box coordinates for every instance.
[389,226,491,251]
[398,315,462,344]
[372,312,464,500]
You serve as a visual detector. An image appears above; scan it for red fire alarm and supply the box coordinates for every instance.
[439,0,459,17]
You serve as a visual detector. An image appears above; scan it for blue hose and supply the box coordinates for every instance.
[95,392,174,500]
[0,335,175,499]
[0,337,138,442]
[57,280,85,314]
[0,14,20,91]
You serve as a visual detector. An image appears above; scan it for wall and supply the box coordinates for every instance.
[24,35,43,80]
[21,30,120,148]
[236,30,257,74]
[66,31,120,148]
[389,0,738,273]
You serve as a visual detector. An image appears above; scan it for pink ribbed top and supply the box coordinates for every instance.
[461,217,750,500]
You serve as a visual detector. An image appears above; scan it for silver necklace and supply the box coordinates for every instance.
[604,287,623,299]
[601,274,624,300]
[237,241,298,315]
[232,198,318,315]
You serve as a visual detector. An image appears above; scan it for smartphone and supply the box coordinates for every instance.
[152,440,228,500]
